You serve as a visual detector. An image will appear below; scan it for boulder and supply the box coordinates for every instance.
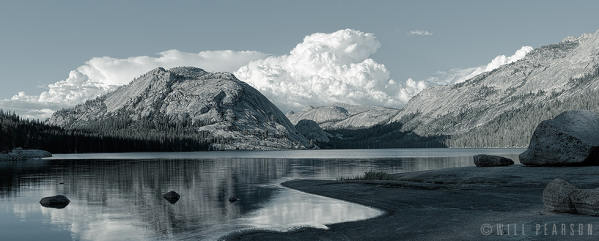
[520,110,599,166]
[162,191,180,204]
[472,154,514,167]
[571,188,599,216]
[542,179,577,213]
[40,195,70,209]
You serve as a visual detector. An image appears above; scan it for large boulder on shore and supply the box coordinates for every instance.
[571,189,599,216]
[40,195,70,209]
[543,178,577,213]
[520,110,599,166]
[473,154,514,167]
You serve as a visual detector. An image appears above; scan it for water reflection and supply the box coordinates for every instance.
[0,149,522,240]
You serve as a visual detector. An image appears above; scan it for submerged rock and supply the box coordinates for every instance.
[520,110,599,166]
[571,189,599,216]
[162,191,181,204]
[472,154,514,167]
[543,179,577,213]
[40,195,70,209]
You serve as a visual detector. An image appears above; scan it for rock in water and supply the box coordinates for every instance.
[228,197,239,203]
[542,179,577,213]
[472,154,514,167]
[40,195,70,209]
[295,119,330,143]
[520,111,599,166]
[162,191,181,204]
[47,67,310,151]
[571,189,599,216]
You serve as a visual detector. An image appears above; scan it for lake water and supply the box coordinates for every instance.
[0,148,523,240]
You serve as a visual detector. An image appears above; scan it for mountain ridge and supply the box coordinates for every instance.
[48,67,311,150]
[388,29,599,147]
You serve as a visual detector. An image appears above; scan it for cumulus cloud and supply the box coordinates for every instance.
[408,30,433,36]
[0,50,267,119]
[235,29,407,111]
[1,29,534,120]
[396,46,534,101]
[425,46,534,85]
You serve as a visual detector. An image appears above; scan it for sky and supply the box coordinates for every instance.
[1,0,599,119]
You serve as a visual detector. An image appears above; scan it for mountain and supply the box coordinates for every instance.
[48,67,311,150]
[390,30,599,147]
[287,104,400,130]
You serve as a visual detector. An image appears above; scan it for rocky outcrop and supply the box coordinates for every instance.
[543,178,599,216]
[520,111,599,166]
[542,178,577,213]
[472,154,514,167]
[48,67,311,151]
[295,119,330,143]
[287,104,399,130]
[571,189,599,216]
[40,195,70,209]
[389,30,599,148]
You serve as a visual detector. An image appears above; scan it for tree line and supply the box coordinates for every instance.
[0,110,211,153]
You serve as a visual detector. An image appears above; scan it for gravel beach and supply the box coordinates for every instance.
[224,165,599,241]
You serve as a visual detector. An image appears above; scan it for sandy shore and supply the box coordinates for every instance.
[224,165,599,241]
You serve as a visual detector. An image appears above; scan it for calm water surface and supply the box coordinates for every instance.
[0,148,523,240]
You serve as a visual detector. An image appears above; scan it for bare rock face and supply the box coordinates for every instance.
[162,191,181,204]
[543,179,577,213]
[295,119,330,143]
[48,67,311,151]
[40,195,70,209]
[520,111,599,166]
[287,104,400,130]
[571,189,599,216]
[388,30,599,148]
[472,154,514,167]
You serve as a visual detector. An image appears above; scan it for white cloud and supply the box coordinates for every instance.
[408,30,433,36]
[235,29,407,111]
[397,46,534,101]
[0,50,267,119]
[0,29,534,120]
[425,46,534,85]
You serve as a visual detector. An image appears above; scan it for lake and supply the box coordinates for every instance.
[0,148,524,240]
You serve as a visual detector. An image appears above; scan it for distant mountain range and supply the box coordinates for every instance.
[42,29,599,150]
[286,104,399,130]
[291,30,599,147]
[389,30,599,147]
[48,67,311,150]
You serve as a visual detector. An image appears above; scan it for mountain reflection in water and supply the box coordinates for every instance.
[0,149,523,240]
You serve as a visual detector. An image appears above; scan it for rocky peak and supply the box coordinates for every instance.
[48,67,311,150]
[389,28,599,147]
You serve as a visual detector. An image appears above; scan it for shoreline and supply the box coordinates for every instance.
[224,165,599,241]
